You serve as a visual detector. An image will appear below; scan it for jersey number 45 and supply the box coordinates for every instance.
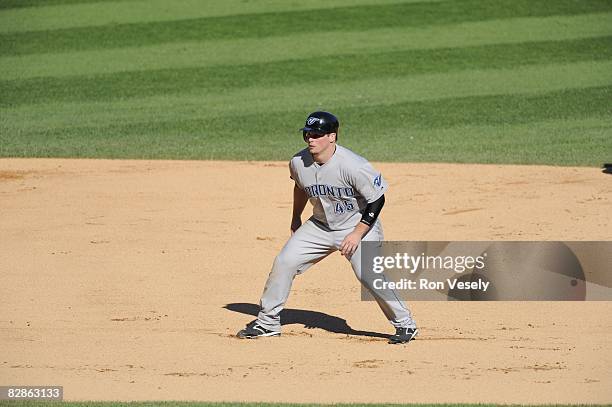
[334,201,355,214]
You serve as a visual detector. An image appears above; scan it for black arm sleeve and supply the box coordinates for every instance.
[360,194,385,226]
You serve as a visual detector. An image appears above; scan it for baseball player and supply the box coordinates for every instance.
[237,111,418,344]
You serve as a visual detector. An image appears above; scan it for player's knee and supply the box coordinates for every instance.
[272,252,299,275]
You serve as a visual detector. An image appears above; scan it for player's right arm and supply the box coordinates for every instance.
[291,184,308,233]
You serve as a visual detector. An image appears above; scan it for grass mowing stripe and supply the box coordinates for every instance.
[361,117,612,165]
[2,13,610,81]
[3,60,610,134]
[0,0,127,10]
[0,0,441,34]
[17,86,611,136]
[2,89,609,165]
[2,0,611,56]
[2,36,611,108]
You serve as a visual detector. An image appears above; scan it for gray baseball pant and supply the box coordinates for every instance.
[256,218,416,332]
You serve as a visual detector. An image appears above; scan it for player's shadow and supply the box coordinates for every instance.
[224,302,389,339]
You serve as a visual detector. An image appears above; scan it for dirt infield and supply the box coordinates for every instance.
[1,158,610,404]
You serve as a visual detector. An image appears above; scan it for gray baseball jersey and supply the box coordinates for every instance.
[289,145,387,230]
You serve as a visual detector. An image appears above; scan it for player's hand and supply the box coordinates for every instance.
[340,231,362,258]
[290,218,302,234]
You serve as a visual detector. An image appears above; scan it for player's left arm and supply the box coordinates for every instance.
[339,164,387,258]
[339,194,385,257]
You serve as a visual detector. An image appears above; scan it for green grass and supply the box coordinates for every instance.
[0,0,611,165]
[0,0,117,9]
[0,0,438,33]
[1,87,609,164]
[3,13,610,81]
[3,0,611,56]
[3,37,611,108]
